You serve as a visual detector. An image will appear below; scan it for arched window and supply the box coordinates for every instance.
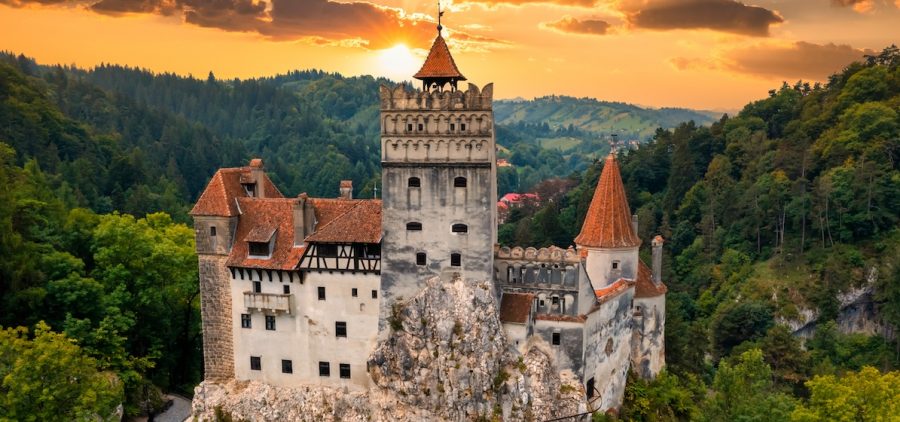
[408,177,421,188]
[451,223,468,233]
[454,177,467,188]
[406,222,422,231]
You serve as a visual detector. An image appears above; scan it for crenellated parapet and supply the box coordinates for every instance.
[495,245,580,264]
[379,83,493,111]
[380,83,495,164]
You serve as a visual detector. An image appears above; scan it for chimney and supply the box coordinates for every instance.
[651,235,664,284]
[632,214,638,235]
[340,180,353,200]
[249,158,265,198]
[293,193,308,246]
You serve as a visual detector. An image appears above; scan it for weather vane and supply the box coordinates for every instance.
[437,1,444,32]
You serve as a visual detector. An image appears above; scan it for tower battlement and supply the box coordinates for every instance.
[380,84,494,164]
[379,83,493,111]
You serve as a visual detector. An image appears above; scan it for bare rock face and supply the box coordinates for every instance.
[191,275,586,421]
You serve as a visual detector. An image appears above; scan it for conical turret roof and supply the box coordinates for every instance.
[574,153,641,249]
[413,34,466,81]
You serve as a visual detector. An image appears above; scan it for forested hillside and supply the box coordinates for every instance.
[502,46,900,420]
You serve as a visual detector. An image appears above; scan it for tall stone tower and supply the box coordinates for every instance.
[378,24,497,332]
[575,153,641,287]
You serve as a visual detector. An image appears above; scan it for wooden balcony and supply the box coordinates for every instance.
[243,292,292,314]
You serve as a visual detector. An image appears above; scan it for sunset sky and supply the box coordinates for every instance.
[1,0,898,110]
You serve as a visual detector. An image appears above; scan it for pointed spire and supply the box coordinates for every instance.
[574,153,641,249]
[413,3,466,91]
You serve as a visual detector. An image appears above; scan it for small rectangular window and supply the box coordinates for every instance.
[372,290,378,299]
[612,261,619,269]
[416,252,426,266]
[319,361,330,377]
[460,123,467,131]
[451,253,461,267]
[352,288,358,297]
[340,363,351,379]
[283,284,290,294]
[282,359,293,374]
[450,123,456,131]
[250,356,261,370]
[265,315,276,331]
[406,222,423,231]
[241,313,251,329]
[210,226,217,237]
[539,299,546,307]
[408,177,421,188]
[417,123,423,131]
[552,332,561,345]
[453,177,467,187]
[451,223,468,233]
[407,123,413,131]
[552,296,559,305]
[318,286,326,300]
[336,321,347,338]
[253,281,261,293]
[249,241,269,256]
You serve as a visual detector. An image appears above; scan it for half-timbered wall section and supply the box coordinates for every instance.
[299,243,381,273]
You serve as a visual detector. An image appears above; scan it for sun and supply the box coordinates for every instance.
[376,44,421,81]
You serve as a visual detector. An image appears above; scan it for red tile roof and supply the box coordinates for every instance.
[635,261,667,298]
[304,200,382,244]
[575,154,641,248]
[190,166,283,217]
[223,197,382,270]
[413,34,466,80]
[499,293,534,324]
[227,198,304,270]
[594,278,632,303]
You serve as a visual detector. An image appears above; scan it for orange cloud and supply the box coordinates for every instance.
[541,16,610,35]
[672,41,875,80]
[1,0,503,50]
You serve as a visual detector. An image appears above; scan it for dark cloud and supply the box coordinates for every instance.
[671,42,874,79]
[723,41,873,79]
[543,16,610,35]
[2,0,496,50]
[626,0,783,37]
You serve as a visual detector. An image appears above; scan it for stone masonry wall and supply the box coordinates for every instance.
[199,254,235,381]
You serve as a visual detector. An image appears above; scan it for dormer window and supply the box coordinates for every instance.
[249,241,270,257]
[242,183,256,197]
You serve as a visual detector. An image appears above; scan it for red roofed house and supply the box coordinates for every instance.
[192,159,382,390]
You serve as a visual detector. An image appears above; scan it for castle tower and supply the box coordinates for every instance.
[575,153,641,287]
[378,23,497,332]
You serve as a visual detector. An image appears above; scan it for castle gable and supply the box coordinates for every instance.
[191,166,284,217]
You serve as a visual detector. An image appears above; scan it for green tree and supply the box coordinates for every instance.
[702,349,795,422]
[791,367,900,421]
[0,322,123,421]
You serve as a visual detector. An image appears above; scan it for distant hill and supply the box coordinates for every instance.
[495,96,721,140]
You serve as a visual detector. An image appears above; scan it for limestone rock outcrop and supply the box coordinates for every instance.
[191,275,586,421]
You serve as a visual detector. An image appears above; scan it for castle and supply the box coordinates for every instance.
[190,24,666,413]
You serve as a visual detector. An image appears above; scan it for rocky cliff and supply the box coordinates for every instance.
[191,275,587,421]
